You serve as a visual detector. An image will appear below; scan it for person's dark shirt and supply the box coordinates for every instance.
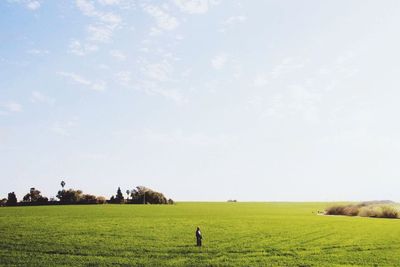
[196,229,202,239]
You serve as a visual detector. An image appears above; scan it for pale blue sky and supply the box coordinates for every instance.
[2,0,400,201]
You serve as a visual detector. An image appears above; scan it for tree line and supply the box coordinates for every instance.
[0,181,174,207]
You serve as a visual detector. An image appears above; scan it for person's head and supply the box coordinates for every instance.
[197,227,200,231]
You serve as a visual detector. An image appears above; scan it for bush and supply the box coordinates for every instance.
[325,205,347,215]
[0,198,7,207]
[79,194,97,204]
[326,203,399,219]
[358,206,377,217]
[380,206,399,218]
[130,186,171,204]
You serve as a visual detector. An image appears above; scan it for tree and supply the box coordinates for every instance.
[61,180,66,189]
[7,192,17,206]
[23,188,48,204]
[115,187,124,203]
[57,189,83,203]
[126,190,130,201]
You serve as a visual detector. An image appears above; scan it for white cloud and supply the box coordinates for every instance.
[2,101,22,113]
[109,49,126,61]
[173,0,218,14]
[31,91,55,105]
[211,53,228,70]
[57,71,106,91]
[68,39,98,56]
[143,4,179,31]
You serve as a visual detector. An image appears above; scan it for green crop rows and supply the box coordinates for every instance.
[1,202,399,266]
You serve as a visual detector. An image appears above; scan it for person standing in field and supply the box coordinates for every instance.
[196,227,202,247]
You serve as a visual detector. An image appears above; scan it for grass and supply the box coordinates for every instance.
[1,202,400,266]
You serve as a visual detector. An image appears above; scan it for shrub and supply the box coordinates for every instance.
[358,206,377,217]
[0,198,7,207]
[325,205,347,215]
[130,186,171,204]
[343,205,359,216]
[79,194,97,204]
[380,206,399,218]
[326,203,399,219]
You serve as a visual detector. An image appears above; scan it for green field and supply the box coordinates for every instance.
[1,202,400,266]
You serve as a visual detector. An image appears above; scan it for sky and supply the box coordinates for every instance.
[1,0,400,201]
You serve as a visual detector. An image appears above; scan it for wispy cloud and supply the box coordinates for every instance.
[1,101,23,113]
[270,57,305,78]
[143,4,179,31]
[57,71,106,91]
[26,49,50,55]
[68,39,98,56]
[8,0,41,10]
[173,0,218,14]
[98,0,120,6]
[253,73,269,87]
[31,91,55,105]
[141,61,173,82]
[109,49,126,61]
[219,15,247,32]
[50,119,78,137]
[75,0,122,45]
[114,71,131,86]
[211,53,228,70]
[133,59,186,104]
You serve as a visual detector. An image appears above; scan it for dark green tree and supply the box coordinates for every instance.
[6,192,17,206]
[115,187,124,203]
[57,189,83,203]
[23,188,48,203]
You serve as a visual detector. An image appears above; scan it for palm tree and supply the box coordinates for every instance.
[126,190,130,201]
[61,180,66,189]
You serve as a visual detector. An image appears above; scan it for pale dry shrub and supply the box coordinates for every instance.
[380,205,399,218]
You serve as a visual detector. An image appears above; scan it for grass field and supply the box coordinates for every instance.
[1,202,400,266]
